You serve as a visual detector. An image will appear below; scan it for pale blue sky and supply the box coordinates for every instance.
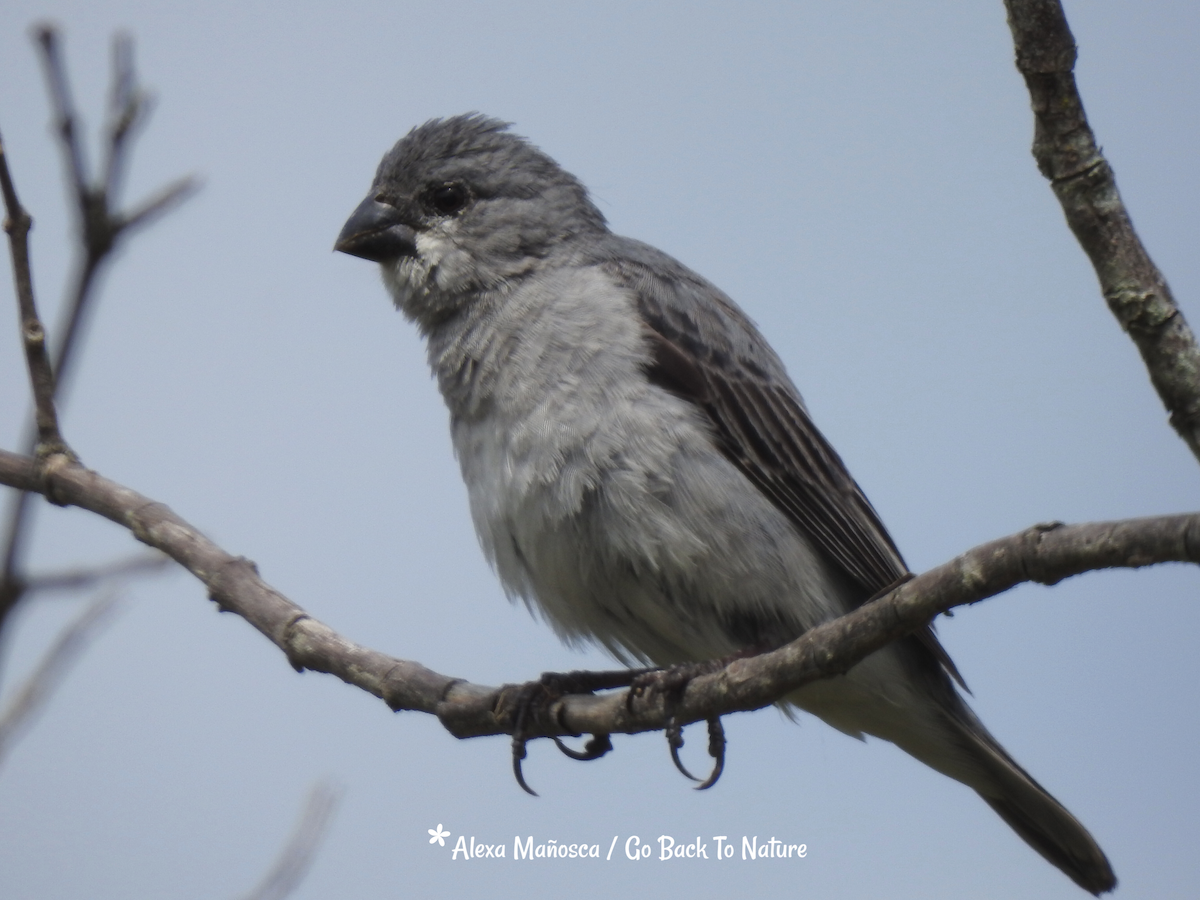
[1,2,1197,898]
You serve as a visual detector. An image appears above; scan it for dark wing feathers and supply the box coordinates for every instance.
[614,256,907,593]
[605,254,967,689]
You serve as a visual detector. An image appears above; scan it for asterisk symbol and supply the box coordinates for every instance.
[428,824,450,846]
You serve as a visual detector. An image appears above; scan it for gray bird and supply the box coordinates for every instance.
[335,114,1115,894]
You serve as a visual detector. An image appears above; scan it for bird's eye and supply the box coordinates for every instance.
[426,182,470,216]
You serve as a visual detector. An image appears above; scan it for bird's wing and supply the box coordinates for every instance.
[601,246,965,687]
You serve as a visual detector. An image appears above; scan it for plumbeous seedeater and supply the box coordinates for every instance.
[334,114,1115,895]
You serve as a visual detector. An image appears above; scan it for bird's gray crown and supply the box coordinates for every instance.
[373,113,607,234]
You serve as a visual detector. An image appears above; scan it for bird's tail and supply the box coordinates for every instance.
[790,644,1115,893]
[937,706,1116,895]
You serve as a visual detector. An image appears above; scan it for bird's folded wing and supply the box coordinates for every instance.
[602,252,965,688]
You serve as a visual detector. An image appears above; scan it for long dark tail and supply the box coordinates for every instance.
[964,720,1116,894]
[916,696,1116,895]
[790,638,1116,892]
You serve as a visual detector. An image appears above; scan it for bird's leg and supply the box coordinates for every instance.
[506,667,655,795]
[628,644,770,790]
[626,659,727,787]
[695,716,726,790]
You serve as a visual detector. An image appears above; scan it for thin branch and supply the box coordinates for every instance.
[0,589,121,766]
[118,175,200,235]
[101,31,146,204]
[237,782,342,900]
[21,552,170,595]
[0,128,69,459]
[1005,0,1200,463]
[0,26,197,660]
[33,25,196,397]
[1,448,1196,745]
[32,25,90,201]
[0,126,72,638]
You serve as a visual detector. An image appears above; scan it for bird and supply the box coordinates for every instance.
[334,113,1116,894]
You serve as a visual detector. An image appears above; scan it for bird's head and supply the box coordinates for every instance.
[335,114,607,328]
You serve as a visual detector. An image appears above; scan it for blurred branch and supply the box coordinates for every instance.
[237,782,342,900]
[101,32,145,208]
[1,447,1196,746]
[0,25,198,661]
[0,589,121,766]
[33,24,199,393]
[1005,0,1200,463]
[21,552,170,596]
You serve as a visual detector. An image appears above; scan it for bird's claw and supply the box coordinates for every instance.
[666,715,726,789]
[666,718,700,781]
[696,716,726,790]
[628,662,730,790]
[507,669,643,795]
[512,732,538,796]
[508,661,731,795]
[511,692,540,796]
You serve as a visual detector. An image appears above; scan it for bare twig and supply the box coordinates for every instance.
[33,24,199,397]
[0,128,69,461]
[1,448,1195,745]
[118,175,199,235]
[1005,0,1200,463]
[0,589,121,766]
[0,26,197,660]
[33,25,89,202]
[0,126,72,640]
[237,782,342,900]
[101,32,146,205]
[21,552,170,596]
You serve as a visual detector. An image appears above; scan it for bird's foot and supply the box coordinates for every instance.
[505,667,654,796]
[628,659,734,790]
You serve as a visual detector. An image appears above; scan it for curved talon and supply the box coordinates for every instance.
[552,733,613,761]
[511,700,538,796]
[693,716,726,790]
[667,719,703,782]
[512,734,538,796]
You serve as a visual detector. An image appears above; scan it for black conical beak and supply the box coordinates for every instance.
[334,194,418,262]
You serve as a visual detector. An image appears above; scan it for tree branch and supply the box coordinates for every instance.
[236,781,341,900]
[0,25,197,655]
[32,24,200,402]
[0,589,121,766]
[0,123,72,643]
[1005,0,1200,463]
[1,448,1194,745]
[20,552,169,596]
[0,127,69,461]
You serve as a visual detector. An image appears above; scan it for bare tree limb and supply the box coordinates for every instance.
[32,24,200,401]
[236,782,342,900]
[0,25,197,662]
[100,32,146,207]
[0,589,121,766]
[1,448,1195,745]
[1005,0,1200,463]
[0,127,69,462]
[33,25,90,205]
[21,552,170,596]
[118,175,199,235]
[0,124,72,643]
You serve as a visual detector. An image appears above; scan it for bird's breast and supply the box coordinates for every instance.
[430,265,847,662]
